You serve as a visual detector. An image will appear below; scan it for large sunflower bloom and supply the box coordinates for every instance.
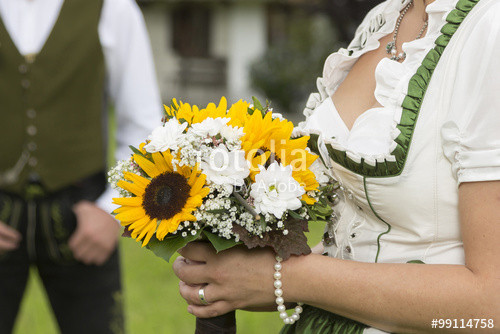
[113,151,209,246]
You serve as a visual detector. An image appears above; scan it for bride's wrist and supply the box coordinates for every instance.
[279,253,314,304]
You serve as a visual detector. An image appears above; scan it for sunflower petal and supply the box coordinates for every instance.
[123,172,150,190]
[156,220,170,240]
[112,196,142,207]
[151,152,169,174]
[161,151,174,171]
[142,226,156,247]
[117,180,145,197]
[301,194,317,205]
[189,174,207,195]
[115,207,147,223]
[134,154,161,178]
[216,96,228,115]
[131,217,154,239]
[129,215,151,231]
[138,221,157,246]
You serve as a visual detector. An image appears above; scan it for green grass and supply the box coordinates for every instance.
[13,223,325,334]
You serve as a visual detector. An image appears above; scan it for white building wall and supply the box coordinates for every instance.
[140,2,268,106]
[226,3,267,103]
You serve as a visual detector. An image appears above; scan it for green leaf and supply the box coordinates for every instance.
[312,204,333,217]
[252,96,264,112]
[146,228,204,262]
[306,205,318,221]
[307,220,328,225]
[129,145,154,162]
[202,230,241,253]
[129,145,144,156]
[205,209,227,215]
[407,260,425,264]
[287,210,303,220]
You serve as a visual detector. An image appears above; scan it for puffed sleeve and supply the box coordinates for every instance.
[441,6,500,184]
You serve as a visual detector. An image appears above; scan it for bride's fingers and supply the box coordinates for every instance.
[173,256,211,285]
[187,301,235,319]
[179,281,220,306]
[178,242,216,262]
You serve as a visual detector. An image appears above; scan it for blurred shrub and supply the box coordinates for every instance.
[250,14,337,116]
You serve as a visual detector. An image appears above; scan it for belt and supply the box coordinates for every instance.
[1,172,107,203]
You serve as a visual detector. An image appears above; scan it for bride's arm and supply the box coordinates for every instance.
[173,180,500,333]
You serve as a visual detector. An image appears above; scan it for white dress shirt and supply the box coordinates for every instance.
[0,0,163,213]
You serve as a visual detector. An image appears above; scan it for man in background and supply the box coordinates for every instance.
[0,0,162,332]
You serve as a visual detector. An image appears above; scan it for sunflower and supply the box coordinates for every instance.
[164,97,231,126]
[113,151,210,246]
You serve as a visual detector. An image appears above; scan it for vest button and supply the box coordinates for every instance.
[19,64,28,74]
[21,79,31,89]
[27,125,37,136]
[28,157,38,167]
[26,109,37,119]
[27,142,37,152]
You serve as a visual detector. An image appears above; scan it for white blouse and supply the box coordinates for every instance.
[299,0,500,331]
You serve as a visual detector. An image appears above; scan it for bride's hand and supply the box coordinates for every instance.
[173,242,277,318]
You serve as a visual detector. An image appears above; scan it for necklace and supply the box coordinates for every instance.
[386,0,429,62]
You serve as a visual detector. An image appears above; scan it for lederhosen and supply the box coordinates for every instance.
[0,1,123,333]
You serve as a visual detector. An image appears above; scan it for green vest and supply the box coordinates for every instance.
[0,0,106,195]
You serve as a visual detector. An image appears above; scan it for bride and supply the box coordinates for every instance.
[173,0,500,332]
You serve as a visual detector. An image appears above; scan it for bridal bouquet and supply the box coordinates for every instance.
[108,97,335,262]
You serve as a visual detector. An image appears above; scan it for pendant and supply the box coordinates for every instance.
[386,41,406,62]
[390,52,407,62]
[386,41,396,54]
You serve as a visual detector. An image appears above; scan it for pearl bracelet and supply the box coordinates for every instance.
[274,255,303,325]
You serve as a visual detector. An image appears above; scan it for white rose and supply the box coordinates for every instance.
[144,119,187,153]
[250,162,305,219]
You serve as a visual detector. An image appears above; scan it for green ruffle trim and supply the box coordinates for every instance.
[279,305,367,334]
[325,0,481,178]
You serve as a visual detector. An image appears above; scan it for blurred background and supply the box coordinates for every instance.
[139,0,381,120]
[13,0,381,333]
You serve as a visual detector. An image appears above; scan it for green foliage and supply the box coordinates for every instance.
[250,14,337,114]
[146,228,241,262]
[146,228,204,262]
[202,230,242,253]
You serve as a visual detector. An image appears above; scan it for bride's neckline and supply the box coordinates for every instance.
[316,0,478,177]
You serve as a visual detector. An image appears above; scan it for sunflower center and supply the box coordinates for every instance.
[143,172,191,220]
[156,186,173,205]
[257,147,281,167]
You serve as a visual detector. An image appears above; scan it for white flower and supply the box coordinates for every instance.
[144,119,187,153]
[220,125,244,143]
[250,162,305,219]
[201,146,250,193]
[309,158,330,186]
[271,113,284,120]
[190,117,230,137]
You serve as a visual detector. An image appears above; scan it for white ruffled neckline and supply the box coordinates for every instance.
[302,0,458,166]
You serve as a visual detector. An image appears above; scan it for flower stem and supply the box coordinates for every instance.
[232,190,261,221]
